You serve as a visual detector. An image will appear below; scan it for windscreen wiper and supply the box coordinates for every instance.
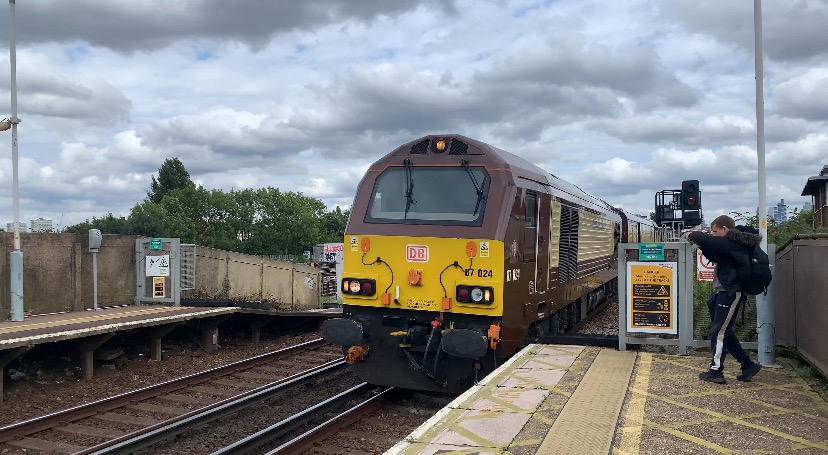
[403,159,416,219]
[461,159,486,215]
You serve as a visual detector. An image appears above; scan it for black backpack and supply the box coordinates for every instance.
[738,244,772,296]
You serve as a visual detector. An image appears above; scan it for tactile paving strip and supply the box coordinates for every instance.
[536,349,636,455]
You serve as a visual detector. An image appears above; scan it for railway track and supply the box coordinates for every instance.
[214,383,386,455]
[83,360,349,454]
[0,338,342,454]
[213,386,448,455]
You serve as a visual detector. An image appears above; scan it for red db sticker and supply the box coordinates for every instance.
[406,245,429,262]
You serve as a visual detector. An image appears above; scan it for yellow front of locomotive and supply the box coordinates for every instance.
[340,234,504,315]
[329,234,506,392]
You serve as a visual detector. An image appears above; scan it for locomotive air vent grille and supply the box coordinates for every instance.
[558,207,579,284]
[448,138,469,155]
[410,139,429,154]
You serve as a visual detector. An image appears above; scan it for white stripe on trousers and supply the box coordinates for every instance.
[712,292,741,371]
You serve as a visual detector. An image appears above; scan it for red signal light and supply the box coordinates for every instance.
[687,197,696,206]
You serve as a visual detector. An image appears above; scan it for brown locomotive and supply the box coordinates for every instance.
[323,135,660,393]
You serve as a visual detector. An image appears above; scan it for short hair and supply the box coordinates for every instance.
[711,215,735,230]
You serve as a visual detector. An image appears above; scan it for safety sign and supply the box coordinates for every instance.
[696,249,714,281]
[626,262,677,334]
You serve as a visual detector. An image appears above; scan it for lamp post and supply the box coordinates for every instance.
[4,0,23,322]
[754,0,775,366]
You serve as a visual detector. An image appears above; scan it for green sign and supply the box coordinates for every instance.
[639,243,664,261]
[150,238,163,250]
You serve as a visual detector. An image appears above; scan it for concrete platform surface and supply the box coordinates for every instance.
[387,345,828,455]
[0,305,239,348]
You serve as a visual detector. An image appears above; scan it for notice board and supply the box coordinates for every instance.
[626,262,678,334]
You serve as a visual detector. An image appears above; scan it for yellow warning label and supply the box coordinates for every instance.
[480,241,490,258]
[626,262,677,334]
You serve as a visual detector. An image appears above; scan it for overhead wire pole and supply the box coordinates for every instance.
[753,0,775,366]
[7,0,24,321]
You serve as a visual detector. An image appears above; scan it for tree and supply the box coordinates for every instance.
[66,157,352,258]
[147,158,196,204]
[64,213,129,234]
[729,211,759,228]
[320,206,350,243]
[768,209,828,246]
[126,202,170,238]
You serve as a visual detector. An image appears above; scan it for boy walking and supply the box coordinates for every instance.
[687,215,763,384]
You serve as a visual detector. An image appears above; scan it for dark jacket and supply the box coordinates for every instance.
[687,226,762,294]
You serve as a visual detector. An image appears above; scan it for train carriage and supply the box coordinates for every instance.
[323,134,653,393]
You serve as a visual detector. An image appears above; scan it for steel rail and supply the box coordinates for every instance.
[212,383,383,455]
[81,359,347,455]
[265,386,394,455]
[0,338,327,443]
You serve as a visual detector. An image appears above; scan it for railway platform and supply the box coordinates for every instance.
[0,304,341,400]
[387,344,828,455]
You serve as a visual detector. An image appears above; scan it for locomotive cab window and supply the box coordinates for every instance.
[365,166,490,225]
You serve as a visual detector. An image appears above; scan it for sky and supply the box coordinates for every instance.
[0,0,826,232]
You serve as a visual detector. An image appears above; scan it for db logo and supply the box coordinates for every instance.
[406,245,429,262]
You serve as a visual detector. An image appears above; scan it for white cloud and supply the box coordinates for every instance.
[0,0,824,228]
[774,69,828,121]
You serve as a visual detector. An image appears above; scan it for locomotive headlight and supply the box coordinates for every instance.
[470,288,484,302]
[456,285,494,304]
[342,277,377,296]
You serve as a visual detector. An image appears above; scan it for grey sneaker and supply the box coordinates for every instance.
[699,369,726,384]
[737,362,762,382]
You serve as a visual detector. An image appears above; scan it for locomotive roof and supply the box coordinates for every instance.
[383,134,617,212]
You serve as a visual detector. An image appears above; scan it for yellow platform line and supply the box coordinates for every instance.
[628,386,828,452]
[614,352,652,455]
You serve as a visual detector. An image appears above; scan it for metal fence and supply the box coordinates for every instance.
[773,235,828,376]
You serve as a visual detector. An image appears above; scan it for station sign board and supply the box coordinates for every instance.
[152,277,166,297]
[626,262,677,334]
[639,243,665,261]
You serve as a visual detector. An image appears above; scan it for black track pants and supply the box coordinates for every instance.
[707,291,750,372]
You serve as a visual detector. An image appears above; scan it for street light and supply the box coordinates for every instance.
[4,0,24,322]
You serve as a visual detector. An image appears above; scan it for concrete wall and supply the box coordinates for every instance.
[0,233,320,318]
[0,233,136,318]
[181,246,320,310]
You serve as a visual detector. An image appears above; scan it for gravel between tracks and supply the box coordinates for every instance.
[576,296,620,336]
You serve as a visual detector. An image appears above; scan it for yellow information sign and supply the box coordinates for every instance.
[626,262,677,334]
[153,277,166,298]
